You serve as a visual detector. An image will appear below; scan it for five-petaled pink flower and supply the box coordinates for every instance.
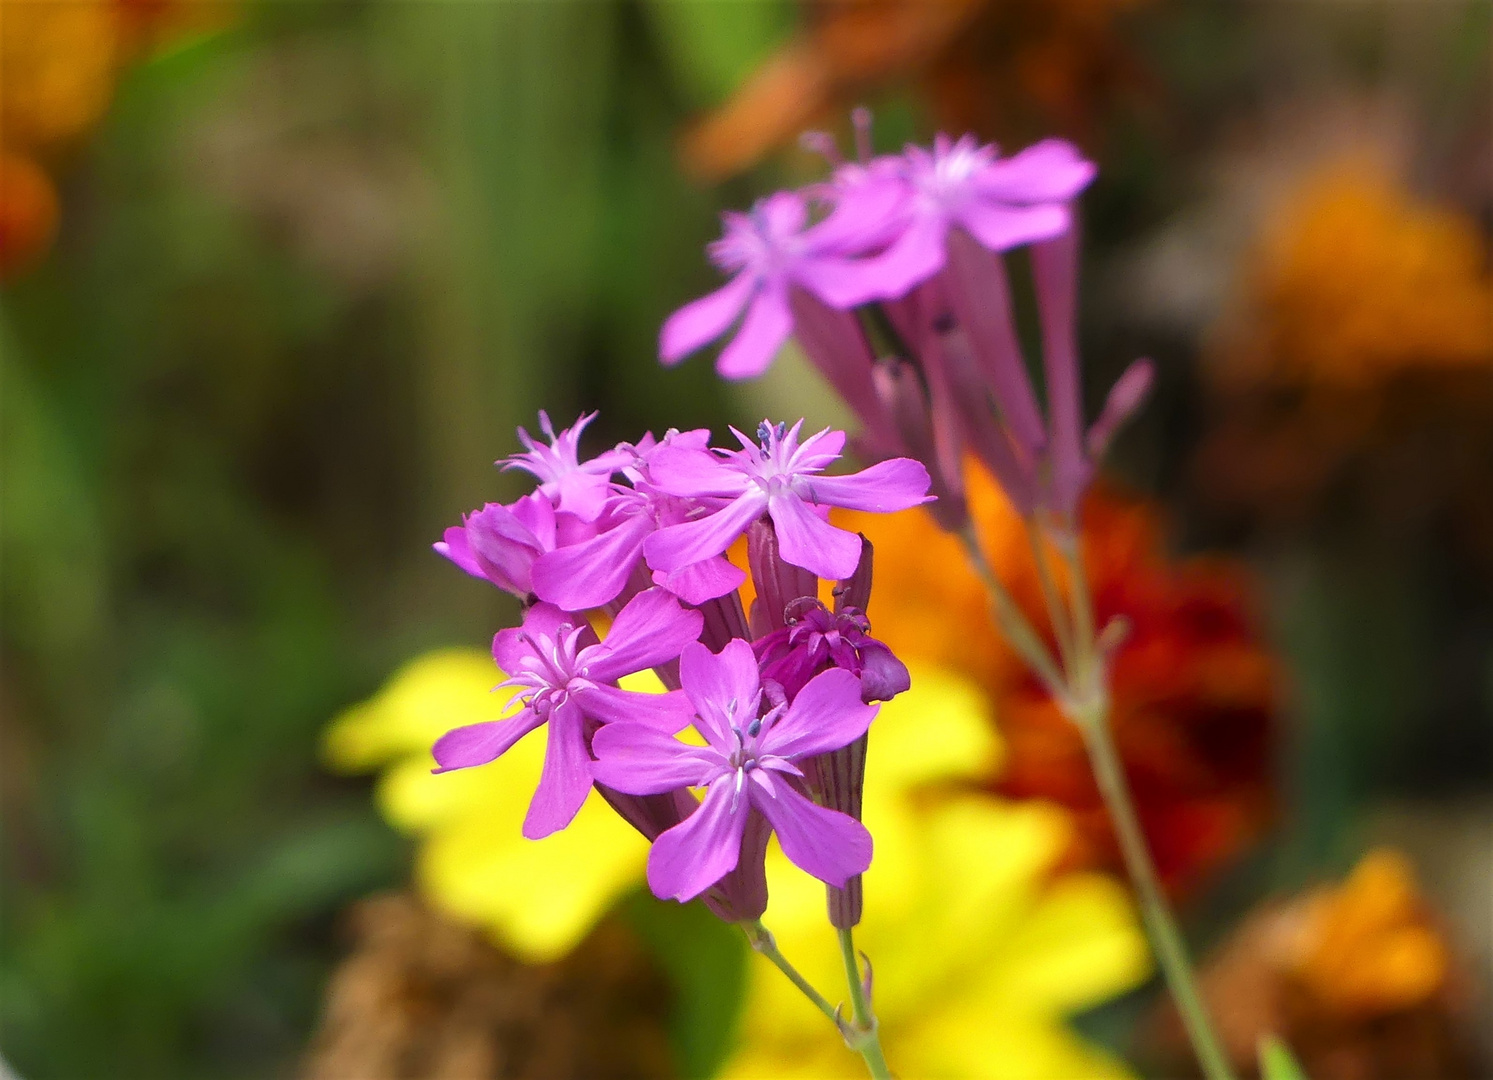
[816,135,1097,304]
[431,589,703,839]
[658,192,863,381]
[644,420,932,582]
[591,639,875,903]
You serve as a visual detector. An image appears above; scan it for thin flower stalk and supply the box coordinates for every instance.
[838,927,893,1080]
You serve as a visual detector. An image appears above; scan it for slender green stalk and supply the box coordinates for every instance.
[957,526,1066,697]
[837,928,893,1080]
[741,921,837,1023]
[1075,708,1237,1080]
[959,518,1237,1080]
[1024,518,1076,670]
[1055,540,1237,1080]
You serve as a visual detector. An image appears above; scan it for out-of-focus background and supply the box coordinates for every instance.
[2,2,1489,1078]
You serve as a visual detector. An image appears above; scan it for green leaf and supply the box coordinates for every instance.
[1259,1034,1310,1080]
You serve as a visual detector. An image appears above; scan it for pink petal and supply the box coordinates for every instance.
[431,708,543,772]
[651,555,747,606]
[800,457,932,513]
[678,639,760,754]
[573,684,695,731]
[591,721,721,795]
[660,273,757,364]
[643,491,767,573]
[716,282,794,380]
[551,470,611,523]
[510,490,557,549]
[767,491,864,581]
[750,774,872,887]
[974,139,1096,203]
[956,202,1069,253]
[647,446,753,499]
[531,512,653,611]
[787,424,848,473]
[646,779,748,902]
[585,587,704,681]
[763,667,878,759]
[813,214,949,306]
[491,603,572,675]
[521,699,594,839]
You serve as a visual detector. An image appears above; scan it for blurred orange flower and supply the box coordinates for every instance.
[1217,160,1493,390]
[1151,849,1483,1079]
[837,464,1278,897]
[0,0,230,279]
[1194,159,1493,534]
[681,0,1152,181]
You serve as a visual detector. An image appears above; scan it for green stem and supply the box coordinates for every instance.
[1056,536,1238,1080]
[1025,517,1077,672]
[837,928,893,1080]
[1077,708,1237,1080]
[957,526,1066,697]
[741,921,837,1023]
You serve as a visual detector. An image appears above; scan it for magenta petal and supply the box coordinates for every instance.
[521,699,594,839]
[957,202,1069,253]
[767,492,864,581]
[975,139,1096,202]
[716,281,794,380]
[765,668,878,759]
[531,512,653,611]
[678,639,760,753]
[660,273,757,364]
[651,555,747,605]
[644,491,767,573]
[584,588,703,681]
[646,780,747,902]
[647,446,753,500]
[551,470,611,523]
[431,709,543,772]
[591,722,720,795]
[491,603,571,675]
[802,458,932,513]
[750,775,871,888]
[573,684,695,731]
[434,526,484,579]
[816,214,949,306]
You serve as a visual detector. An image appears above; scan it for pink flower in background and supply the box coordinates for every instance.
[591,639,875,903]
[644,420,932,581]
[431,589,703,839]
[503,411,631,523]
[818,136,1096,304]
[659,192,866,380]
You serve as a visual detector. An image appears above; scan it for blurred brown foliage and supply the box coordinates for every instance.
[1150,849,1485,1080]
[302,893,674,1080]
[680,0,1152,181]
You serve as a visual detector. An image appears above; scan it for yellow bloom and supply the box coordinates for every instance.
[322,648,650,964]
[721,665,1152,1080]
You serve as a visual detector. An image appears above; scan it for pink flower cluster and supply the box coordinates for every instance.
[433,413,927,920]
[661,119,1154,525]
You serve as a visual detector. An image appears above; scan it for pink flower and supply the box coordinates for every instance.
[754,598,910,704]
[818,136,1097,305]
[431,589,704,839]
[591,639,875,903]
[643,420,932,582]
[658,192,865,381]
[502,411,631,523]
[433,490,558,599]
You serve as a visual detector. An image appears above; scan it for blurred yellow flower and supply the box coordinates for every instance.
[720,664,1152,1080]
[323,648,650,964]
